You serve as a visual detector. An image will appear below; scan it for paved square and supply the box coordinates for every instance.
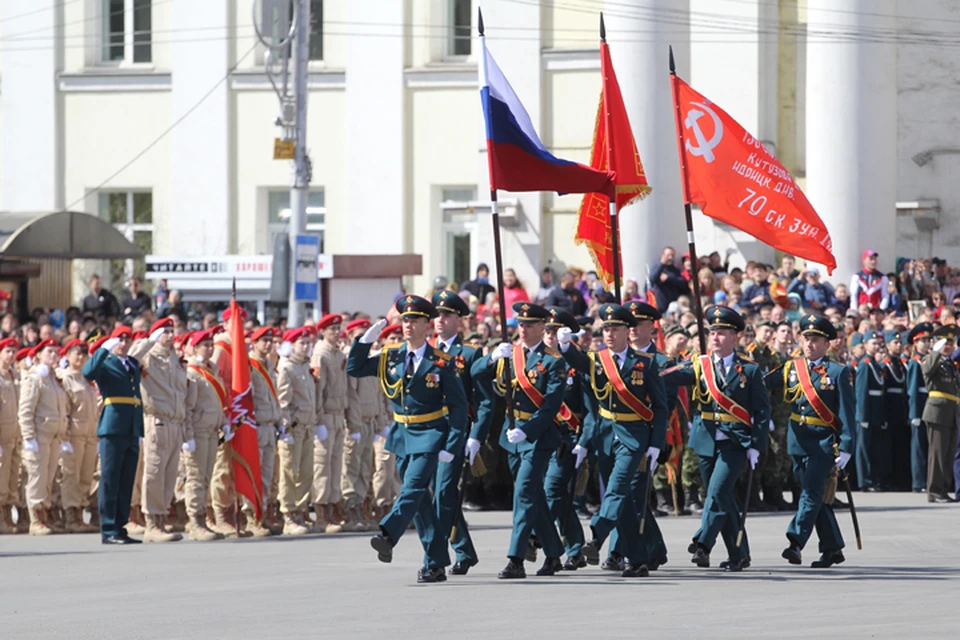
[1,493,955,639]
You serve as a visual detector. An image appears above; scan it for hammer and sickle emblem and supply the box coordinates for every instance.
[684,101,723,163]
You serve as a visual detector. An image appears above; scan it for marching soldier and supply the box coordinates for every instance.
[58,339,100,533]
[370,324,402,519]
[664,325,704,514]
[558,304,668,578]
[18,338,69,535]
[348,296,468,584]
[763,322,795,510]
[276,327,316,535]
[311,314,348,534]
[342,318,378,532]
[130,317,186,542]
[921,326,960,504]
[0,337,20,533]
[248,326,282,532]
[882,330,911,491]
[663,306,770,571]
[774,315,855,568]
[471,302,566,579]
[855,330,887,492]
[906,323,932,492]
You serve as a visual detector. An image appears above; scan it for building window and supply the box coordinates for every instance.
[441,187,477,288]
[102,0,152,64]
[449,0,471,57]
[100,191,153,286]
[309,0,323,61]
[268,189,325,252]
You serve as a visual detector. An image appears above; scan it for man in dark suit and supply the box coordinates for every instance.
[82,326,145,544]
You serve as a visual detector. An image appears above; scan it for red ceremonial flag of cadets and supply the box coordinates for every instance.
[228,298,263,521]
[671,75,837,274]
[576,40,652,289]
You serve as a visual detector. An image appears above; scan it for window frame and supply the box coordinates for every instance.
[99,190,153,285]
[100,0,153,67]
[446,0,472,60]
[267,188,326,253]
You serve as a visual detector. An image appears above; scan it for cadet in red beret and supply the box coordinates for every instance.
[0,337,20,532]
[59,336,99,533]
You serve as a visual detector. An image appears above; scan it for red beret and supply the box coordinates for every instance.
[301,325,318,336]
[175,331,192,346]
[380,324,402,341]
[88,337,108,354]
[110,326,132,340]
[190,329,215,347]
[149,317,174,334]
[15,347,32,362]
[132,330,148,342]
[0,337,18,351]
[282,327,310,343]
[345,318,371,333]
[60,339,84,357]
[317,314,343,330]
[250,326,277,342]
[222,306,249,322]
[30,338,59,359]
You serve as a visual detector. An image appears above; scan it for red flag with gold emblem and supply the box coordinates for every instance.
[227,296,263,521]
[575,40,651,289]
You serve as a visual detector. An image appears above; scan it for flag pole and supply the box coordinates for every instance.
[600,14,621,301]
[669,46,707,355]
[479,9,516,432]
[231,277,241,537]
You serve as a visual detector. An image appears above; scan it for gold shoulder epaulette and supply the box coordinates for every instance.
[385,343,404,350]
[544,347,561,358]
[433,348,453,361]
[635,350,654,358]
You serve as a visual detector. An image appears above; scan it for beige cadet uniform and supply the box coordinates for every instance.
[59,367,100,531]
[0,368,21,530]
[18,364,69,532]
[311,340,347,522]
[342,373,378,526]
[277,352,315,528]
[249,354,280,518]
[131,339,188,524]
[184,359,227,526]
[371,389,400,514]
[209,335,237,524]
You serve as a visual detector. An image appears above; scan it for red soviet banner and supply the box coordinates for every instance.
[671,75,837,274]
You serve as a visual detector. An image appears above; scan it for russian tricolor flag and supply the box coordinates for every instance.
[480,36,613,196]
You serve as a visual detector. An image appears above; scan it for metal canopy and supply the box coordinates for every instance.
[0,211,143,260]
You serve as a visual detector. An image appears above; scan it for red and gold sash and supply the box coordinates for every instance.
[513,345,547,409]
[698,355,752,425]
[597,349,654,422]
[189,364,228,413]
[250,357,279,404]
[792,358,839,430]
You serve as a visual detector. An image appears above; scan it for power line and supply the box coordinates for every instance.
[0,0,82,26]
[1,0,175,43]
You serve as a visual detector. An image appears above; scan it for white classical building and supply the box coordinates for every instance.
[0,0,956,309]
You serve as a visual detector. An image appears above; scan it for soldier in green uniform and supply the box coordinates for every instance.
[667,326,704,513]
[905,323,932,492]
[745,320,777,512]
[855,330,887,491]
[921,325,960,503]
[772,315,855,568]
[882,330,911,491]
[558,305,668,578]
[472,302,568,579]
[346,296,468,584]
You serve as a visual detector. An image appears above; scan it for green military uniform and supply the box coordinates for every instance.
[905,323,932,491]
[855,330,887,491]
[748,338,792,510]
[920,326,960,503]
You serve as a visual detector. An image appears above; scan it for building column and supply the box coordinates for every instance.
[806,0,897,282]
[605,0,687,286]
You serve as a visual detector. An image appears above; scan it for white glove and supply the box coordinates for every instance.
[645,446,660,474]
[315,425,328,441]
[277,341,293,357]
[859,422,869,429]
[835,451,852,470]
[768,419,776,433]
[222,424,235,442]
[361,319,387,344]
[34,364,50,379]
[911,418,922,427]
[374,426,391,442]
[349,431,362,442]
[575,329,586,340]
[557,327,573,346]
[182,439,196,453]
[464,437,481,465]
[490,342,513,362]
[934,338,947,353]
[278,427,294,445]
[24,439,39,453]
[438,450,455,463]
[506,428,528,444]
[747,447,760,470]
[58,357,68,370]
[149,327,166,342]
[60,441,74,454]
[101,337,120,352]
[572,444,588,469]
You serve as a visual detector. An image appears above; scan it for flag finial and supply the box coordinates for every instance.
[600,12,606,42]
[478,7,484,36]
[669,45,676,75]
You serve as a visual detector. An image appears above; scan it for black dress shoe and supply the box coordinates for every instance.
[581,540,601,565]
[536,557,563,576]
[417,567,447,583]
[563,554,587,571]
[462,501,483,512]
[810,550,845,568]
[687,541,698,555]
[601,553,625,572]
[498,559,526,579]
[724,559,744,572]
[653,507,668,518]
[102,535,137,545]
[648,555,667,571]
[691,546,710,568]
[864,486,879,493]
[525,539,538,563]
[621,563,649,578]
[720,556,750,570]
[450,558,478,575]
[782,544,802,565]
[932,495,954,504]
[831,498,849,509]
[370,534,394,563]
[912,488,924,494]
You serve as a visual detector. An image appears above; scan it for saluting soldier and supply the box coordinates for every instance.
[882,330,911,491]
[906,323,932,492]
[558,304,668,578]
[370,323,402,520]
[342,319,380,532]
[0,337,20,533]
[921,325,960,504]
[312,313,349,534]
[348,296,468,584]
[855,330,887,492]
[471,302,567,579]
[662,306,769,571]
[58,339,100,533]
[248,327,282,531]
[772,315,855,568]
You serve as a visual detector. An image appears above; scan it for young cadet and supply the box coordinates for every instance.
[348,296,468,584]
[772,315,855,568]
[855,330,887,491]
[905,323,932,492]
[58,339,100,533]
[662,306,769,571]
[558,304,668,578]
[0,337,19,533]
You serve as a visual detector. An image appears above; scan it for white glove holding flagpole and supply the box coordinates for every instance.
[490,342,512,362]
[464,438,481,465]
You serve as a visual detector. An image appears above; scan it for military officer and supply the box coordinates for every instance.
[773,315,855,567]
[58,339,100,533]
[348,295,468,584]
[855,330,887,492]
[906,323,932,492]
[431,290,493,576]
[82,326,145,544]
[662,306,770,571]
[0,337,20,533]
[921,325,960,503]
[882,330,911,491]
[559,304,668,578]
[312,313,348,534]
[848,333,864,369]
